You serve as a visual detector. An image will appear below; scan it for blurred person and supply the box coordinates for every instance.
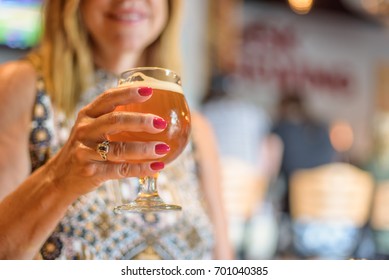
[272,91,337,214]
[201,74,283,259]
[271,90,337,257]
[0,0,233,260]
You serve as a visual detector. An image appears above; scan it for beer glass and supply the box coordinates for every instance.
[109,67,191,213]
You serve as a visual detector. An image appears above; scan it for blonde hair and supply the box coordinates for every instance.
[27,0,183,117]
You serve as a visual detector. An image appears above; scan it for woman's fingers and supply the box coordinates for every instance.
[63,85,171,187]
[101,160,165,179]
[75,85,167,145]
[83,86,153,118]
[75,112,167,143]
[51,139,167,196]
[77,141,170,162]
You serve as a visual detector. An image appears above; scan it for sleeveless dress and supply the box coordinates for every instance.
[29,70,215,259]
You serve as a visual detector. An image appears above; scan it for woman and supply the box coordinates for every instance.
[0,0,232,259]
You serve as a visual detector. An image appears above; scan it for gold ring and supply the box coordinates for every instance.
[96,140,110,161]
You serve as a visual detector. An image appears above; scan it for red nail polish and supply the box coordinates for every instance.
[150,162,164,171]
[138,87,153,96]
[153,117,167,129]
[155,144,170,155]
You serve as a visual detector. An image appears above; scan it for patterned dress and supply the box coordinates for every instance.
[29,70,215,259]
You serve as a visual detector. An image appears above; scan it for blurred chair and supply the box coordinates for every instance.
[221,156,268,258]
[289,163,374,259]
[370,182,389,258]
[221,134,283,259]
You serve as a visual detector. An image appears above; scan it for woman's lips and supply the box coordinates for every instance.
[108,11,147,23]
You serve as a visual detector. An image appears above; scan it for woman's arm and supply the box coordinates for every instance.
[0,61,72,259]
[0,162,79,259]
[0,61,35,201]
[0,61,58,259]
[191,112,234,259]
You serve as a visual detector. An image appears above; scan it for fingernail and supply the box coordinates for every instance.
[138,87,153,96]
[150,162,164,171]
[153,117,167,129]
[155,143,170,155]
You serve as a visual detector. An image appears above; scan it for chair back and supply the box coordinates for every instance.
[289,163,374,258]
[222,157,268,219]
[290,163,374,226]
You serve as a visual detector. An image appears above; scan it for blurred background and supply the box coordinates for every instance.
[3,0,389,260]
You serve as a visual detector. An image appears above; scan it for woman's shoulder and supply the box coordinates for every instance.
[0,59,37,88]
[0,59,38,122]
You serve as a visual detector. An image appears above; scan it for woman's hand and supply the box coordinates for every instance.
[46,85,169,197]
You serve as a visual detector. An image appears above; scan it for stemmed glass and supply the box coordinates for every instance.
[109,67,191,213]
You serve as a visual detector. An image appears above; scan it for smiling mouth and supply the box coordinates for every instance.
[109,12,147,23]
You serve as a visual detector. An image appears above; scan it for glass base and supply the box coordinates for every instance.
[113,175,182,214]
[114,201,182,214]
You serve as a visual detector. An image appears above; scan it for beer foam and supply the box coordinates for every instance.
[119,72,184,94]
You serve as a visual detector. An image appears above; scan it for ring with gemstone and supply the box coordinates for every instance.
[96,140,110,161]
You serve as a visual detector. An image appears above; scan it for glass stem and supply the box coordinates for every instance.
[136,173,163,203]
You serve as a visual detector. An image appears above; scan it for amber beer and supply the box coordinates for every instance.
[109,77,191,164]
